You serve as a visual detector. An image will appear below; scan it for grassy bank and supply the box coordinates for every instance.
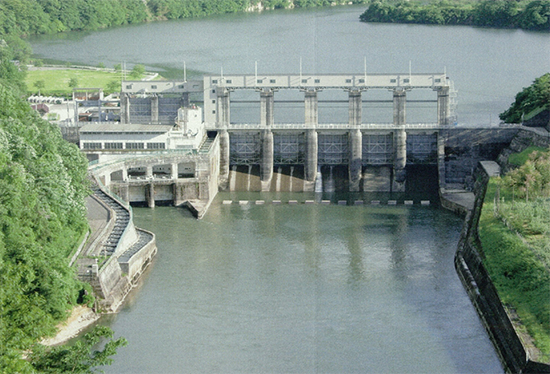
[25,67,163,96]
[478,148,550,362]
[26,68,122,96]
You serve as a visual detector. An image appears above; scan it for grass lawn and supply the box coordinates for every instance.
[26,68,124,96]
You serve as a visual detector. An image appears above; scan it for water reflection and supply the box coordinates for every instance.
[101,198,502,373]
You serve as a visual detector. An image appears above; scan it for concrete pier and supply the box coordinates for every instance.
[437,86,451,126]
[437,132,446,190]
[304,89,318,128]
[122,94,131,124]
[348,89,362,191]
[393,88,407,192]
[261,130,274,191]
[219,130,230,189]
[146,183,155,208]
[151,95,159,124]
[349,129,362,191]
[305,129,318,182]
[217,88,231,189]
[260,89,275,128]
[304,89,319,182]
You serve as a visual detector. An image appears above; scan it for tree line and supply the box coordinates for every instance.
[0,1,130,369]
[360,0,550,31]
[0,0,369,36]
[499,73,550,123]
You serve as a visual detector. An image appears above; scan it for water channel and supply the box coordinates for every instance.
[27,5,550,372]
[102,194,502,373]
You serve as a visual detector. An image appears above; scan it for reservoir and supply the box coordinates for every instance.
[29,5,550,125]
[27,5,549,372]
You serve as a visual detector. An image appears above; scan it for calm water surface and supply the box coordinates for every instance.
[28,6,550,124]
[100,193,502,373]
[30,7,542,371]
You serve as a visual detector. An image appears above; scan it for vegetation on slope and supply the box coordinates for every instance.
[360,0,550,31]
[500,73,550,124]
[0,0,369,37]
[0,32,125,374]
[479,148,550,361]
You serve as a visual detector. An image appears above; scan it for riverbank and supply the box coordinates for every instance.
[41,306,100,347]
[360,0,550,32]
[449,127,550,373]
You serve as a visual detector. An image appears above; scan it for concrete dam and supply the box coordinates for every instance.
[87,73,520,203]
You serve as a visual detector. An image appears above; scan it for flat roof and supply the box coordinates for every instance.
[80,123,173,133]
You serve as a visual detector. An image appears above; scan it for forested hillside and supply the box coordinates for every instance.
[500,73,550,124]
[0,23,129,371]
[0,0,369,36]
[360,0,550,31]
[0,76,93,371]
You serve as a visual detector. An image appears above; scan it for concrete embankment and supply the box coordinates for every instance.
[77,181,157,313]
[448,160,549,374]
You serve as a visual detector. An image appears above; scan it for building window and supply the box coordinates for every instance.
[390,79,397,83]
[126,142,144,149]
[82,142,102,149]
[270,79,276,83]
[151,85,157,89]
[226,79,232,84]
[403,79,409,83]
[346,79,352,83]
[212,99,216,104]
[147,142,166,149]
[302,79,307,83]
[212,80,218,84]
[435,79,441,83]
[314,79,320,84]
[126,85,132,89]
[212,89,215,94]
[178,84,184,88]
[257,79,263,84]
[358,79,365,83]
[104,142,123,150]
[212,110,216,114]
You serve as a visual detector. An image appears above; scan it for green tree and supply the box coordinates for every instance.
[34,79,45,93]
[130,64,145,79]
[500,73,550,123]
[30,326,128,373]
[68,77,79,88]
[106,79,120,93]
[0,82,91,372]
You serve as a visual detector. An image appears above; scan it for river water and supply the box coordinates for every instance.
[29,6,549,372]
[100,194,502,373]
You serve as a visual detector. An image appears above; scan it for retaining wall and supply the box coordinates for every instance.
[454,163,550,374]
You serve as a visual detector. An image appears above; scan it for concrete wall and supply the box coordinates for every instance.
[95,256,131,312]
[497,127,550,174]
[442,127,520,190]
[453,163,550,374]
[119,230,157,284]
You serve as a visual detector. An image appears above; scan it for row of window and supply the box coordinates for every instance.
[82,142,166,150]
[211,77,440,86]
[125,84,185,90]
